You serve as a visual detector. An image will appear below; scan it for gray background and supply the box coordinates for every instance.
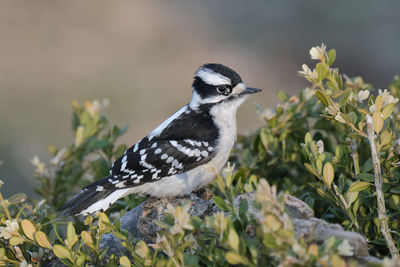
[1,0,399,197]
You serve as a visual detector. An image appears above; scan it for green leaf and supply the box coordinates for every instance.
[225,252,248,265]
[389,195,400,211]
[9,236,24,246]
[305,163,319,178]
[326,80,339,91]
[305,132,313,144]
[382,103,395,120]
[372,111,384,133]
[322,162,334,189]
[346,112,357,125]
[135,240,150,259]
[76,254,85,266]
[228,228,240,252]
[316,159,323,175]
[8,193,27,204]
[348,181,372,192]
[120,256,131,267]
[338,89,351,107]
[327,49,336,66]
[53,245,71,260]
[213,196,229,212]
[362,158,374,173]
[358,173,375,182]
[66,222,78,249]
[112,231,127,241]
[315,89,329,107]
[316,63,328,81]
[380,130,392,146]
[239,199,248,215]
[375,95,383,111]
[276,90,289,102]
[90,140,109,149]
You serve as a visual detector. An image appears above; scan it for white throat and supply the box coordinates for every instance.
[209,96,247,167]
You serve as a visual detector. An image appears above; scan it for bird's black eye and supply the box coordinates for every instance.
[216,85,232,96]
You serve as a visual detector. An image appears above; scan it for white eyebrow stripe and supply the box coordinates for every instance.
[196,68,231,86]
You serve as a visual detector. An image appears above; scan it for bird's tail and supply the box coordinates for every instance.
[58,176,130,216]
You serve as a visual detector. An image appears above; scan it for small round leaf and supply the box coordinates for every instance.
[323,162,334,189]
[34,231,51,249]
[21,219,35,240]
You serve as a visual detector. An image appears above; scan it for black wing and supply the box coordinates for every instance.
[108,105,219,189]
[109,138,217,187]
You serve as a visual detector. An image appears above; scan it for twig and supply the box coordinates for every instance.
[333,184,359,229]
[351,140,360,176]
[366,115,399,258]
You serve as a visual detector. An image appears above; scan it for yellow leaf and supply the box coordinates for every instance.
[348,181,371,192]
[331,254,346,267]
[97,212,112,233]
[66,222,78,249]
[372,111,384,134]
[382,103,395,119]
[316,159,323,175]
[81,231,93,246]
[380,130,392,146]
[74,126,85,147]
[225,252,248,265]
[323,162,334,189]
[228,228,240,252]
[375,95,383,111]
[135,240,150,259]
[119,255,131,267]
[76,254,85,266]
[265,214,282,231]
[34,231,51,249]
[9,236,24,246]
[53,245,71,260]
[21,219,35,240]
[308,244,319,256]
[389,195,400,211]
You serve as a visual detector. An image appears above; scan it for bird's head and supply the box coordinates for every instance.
[189,63,261,110]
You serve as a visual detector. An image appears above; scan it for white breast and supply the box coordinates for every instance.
[127,97,247,197]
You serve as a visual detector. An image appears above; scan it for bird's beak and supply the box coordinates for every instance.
[243,87,262,95]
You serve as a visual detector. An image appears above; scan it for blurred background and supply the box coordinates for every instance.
[1,0,399,197]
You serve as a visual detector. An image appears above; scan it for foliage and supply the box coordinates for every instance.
[33,100,144,213]
[1,45,400,266]
[235,44,400,258]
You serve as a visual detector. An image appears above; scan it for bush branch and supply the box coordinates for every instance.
[366,115,399,258]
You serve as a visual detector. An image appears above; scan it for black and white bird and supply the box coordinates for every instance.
[59,63,261,215]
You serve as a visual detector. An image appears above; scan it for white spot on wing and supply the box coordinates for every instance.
[133,143,139,152]
[96,185,104,191]
[115,181,125,188]
[201,151,209,157]
[166,156,174,163]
